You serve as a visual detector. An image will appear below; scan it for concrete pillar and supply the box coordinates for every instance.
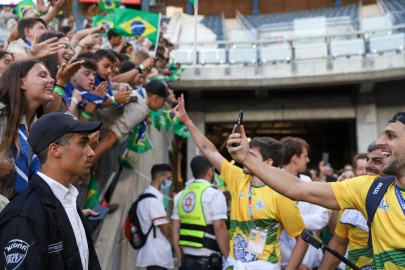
[186,111,205,180]
[356,93,378,152]
[187,0,193,15]
[141,0,149,12]
[253,0,259,15]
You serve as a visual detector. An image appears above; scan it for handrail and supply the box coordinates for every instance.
[173,23,405,48]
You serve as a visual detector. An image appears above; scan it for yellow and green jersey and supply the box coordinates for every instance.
[335,210,373,269]
[331,175,405,270]
[220,159,305,263]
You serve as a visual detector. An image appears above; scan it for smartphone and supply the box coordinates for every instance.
[235,110,243,133]
[232,110,243,147]
[87,204,109,231]
[322,152,329,164]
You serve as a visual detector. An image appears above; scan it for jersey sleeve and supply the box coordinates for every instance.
[330,175,377,216]
[276,194,306,238]
[335,210,349,239]
[220,159,244,193]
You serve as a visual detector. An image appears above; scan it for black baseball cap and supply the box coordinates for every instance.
[28,111,101,154]
[145,80,168,98]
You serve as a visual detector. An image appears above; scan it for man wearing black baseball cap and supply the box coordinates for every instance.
[0,111,102,270]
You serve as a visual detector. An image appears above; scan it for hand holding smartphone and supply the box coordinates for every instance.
[87,204,108,231]
[322,152,329,165]
[232,110,243,147]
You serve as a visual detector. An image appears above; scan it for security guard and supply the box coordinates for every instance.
[172,155,229,270]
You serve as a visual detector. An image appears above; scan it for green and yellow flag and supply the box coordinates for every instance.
[113,8,161,45]
[92,15,115,31]
[128,124,153,154]
[85,175,99,209]
[172,121,190,138]
[14,0,35,20]
[169,68,185,81]
[98,0,121,13]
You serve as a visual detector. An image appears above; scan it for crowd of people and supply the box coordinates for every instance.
[0,1,403,270]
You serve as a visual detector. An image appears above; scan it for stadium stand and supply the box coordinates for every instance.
[243,3,359,28]
[381,0,405,25]
[200,15,225,40]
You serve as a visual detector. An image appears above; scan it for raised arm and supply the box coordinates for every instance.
[227,125,340,210]
[174,94,224,171]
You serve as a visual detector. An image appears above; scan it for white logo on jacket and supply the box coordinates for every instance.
[4,239,29,269]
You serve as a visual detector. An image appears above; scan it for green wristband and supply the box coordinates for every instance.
[53,86,65,96]
[111,96,117,105]
[81,111,92,120]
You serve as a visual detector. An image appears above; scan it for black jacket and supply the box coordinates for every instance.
[0,173,101,270]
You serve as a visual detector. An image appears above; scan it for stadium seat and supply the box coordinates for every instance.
[244,3,359,28]
[171,49,195,65]
[294,42,328,60]
[330,39,365,58]
[229,47,258,64]
[259,43,292,63]
[199,48,227,64]
[369,33,405,54]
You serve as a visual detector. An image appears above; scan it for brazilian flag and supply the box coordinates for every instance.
[172,121,190,138]
[98,0,120,13]
[92,15,115,31]
[149,109,166,131]
[85,175,99,209]
[14,0,35,20]
[169,68,185,81]
[113,8,161,46]
[163,109,177,132]
[128,124,153,154]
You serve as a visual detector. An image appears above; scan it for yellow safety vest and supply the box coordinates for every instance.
[178,181,220,252]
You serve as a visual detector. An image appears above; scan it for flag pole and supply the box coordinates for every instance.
[153,13,162,58]
[193,0,198,68]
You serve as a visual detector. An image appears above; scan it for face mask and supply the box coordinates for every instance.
[161,179,172,191]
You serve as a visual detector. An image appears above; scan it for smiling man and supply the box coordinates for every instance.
[0,111,102,270]
[227,112,405,270]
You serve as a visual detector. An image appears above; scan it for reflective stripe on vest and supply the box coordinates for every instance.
[177,181,220,251]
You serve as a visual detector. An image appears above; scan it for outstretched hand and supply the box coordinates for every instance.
[174,94,190,124]
[36,0,50,15]
[227,124,249,164]
[30,35,59,59]
[56,60,84,86]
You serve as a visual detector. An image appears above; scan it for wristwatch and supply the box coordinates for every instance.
[134,64,145,74]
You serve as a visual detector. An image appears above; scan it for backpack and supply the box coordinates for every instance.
[124,193,157,249]
[365,175,395,247]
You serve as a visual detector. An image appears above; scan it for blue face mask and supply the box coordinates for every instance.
[161,179,172,191]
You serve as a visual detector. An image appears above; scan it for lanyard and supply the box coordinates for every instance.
[394,182,405,216]
[248,182,256,226]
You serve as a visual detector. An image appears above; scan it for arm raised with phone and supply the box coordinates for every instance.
[174,94,224,171]
[227,125,340,210]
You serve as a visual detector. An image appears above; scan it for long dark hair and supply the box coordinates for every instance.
[38,31,66,80]
[0,59,41,153]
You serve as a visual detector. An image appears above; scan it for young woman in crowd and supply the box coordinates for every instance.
[0,58,82,199]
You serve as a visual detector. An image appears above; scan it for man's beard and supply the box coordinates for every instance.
[383,159,405,178]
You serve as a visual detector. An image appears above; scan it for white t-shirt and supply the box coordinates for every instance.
[280,174,330,269]
[171,179,228,257]
[135,185,174,268]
